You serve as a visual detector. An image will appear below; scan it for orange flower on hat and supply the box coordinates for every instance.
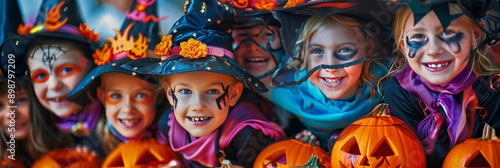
[254,0,277,10]
[283,0,305,8]
[79,23,100,42]
[92,43,112,66]
[179,38,207,59]
[17,23,32,35]
[154,35,173,56]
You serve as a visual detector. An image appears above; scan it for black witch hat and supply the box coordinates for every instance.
[68,0,165,100]
[121,0,268,93]
[0,0,29,81]
[272,0,394,86]
[0,0,24,42]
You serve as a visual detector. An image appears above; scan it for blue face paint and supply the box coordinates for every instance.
[215,82,230,110]
[334,49,359,61]
[406,36,428,58]
[436,31,464,54]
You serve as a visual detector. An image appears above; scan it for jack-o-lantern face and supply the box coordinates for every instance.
[31,149,100,168]
[331,103,426,168]
[101,139,183,168]
[44,1,68,32]
[127,33,148,59]
[232,0,249,8]
[443,124,500,168]
[254,137,329,168]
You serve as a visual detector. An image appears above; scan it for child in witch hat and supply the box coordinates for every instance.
[5,0,106,160]
[384,0,500,166]
[66,0,180,165]
[122,0,285,167]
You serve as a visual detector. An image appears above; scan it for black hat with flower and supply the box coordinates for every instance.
[67,0,166,101]
[121,0,268,93]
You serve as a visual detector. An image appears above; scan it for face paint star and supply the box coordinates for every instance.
[407,0,432,26]
[431,2,463,30]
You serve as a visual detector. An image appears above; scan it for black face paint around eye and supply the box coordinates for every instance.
[170,86,178,109]
[31,45,67,70]
[436,32,465,54]
[406,36,428,58]
[215,82,230,110]
[334,49,359,61]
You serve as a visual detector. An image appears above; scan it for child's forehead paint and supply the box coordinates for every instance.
[31,45,68,70]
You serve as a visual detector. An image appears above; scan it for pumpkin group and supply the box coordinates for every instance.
[31,149,100,168]
[101,139,183,168]
[254,136,329,168]
[443,124,500,168]
[331,103,426,168]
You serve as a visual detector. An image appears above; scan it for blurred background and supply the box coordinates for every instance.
[18,0,184,39]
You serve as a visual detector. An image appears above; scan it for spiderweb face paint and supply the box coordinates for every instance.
[215,82,230,110]
[31,45,67,70]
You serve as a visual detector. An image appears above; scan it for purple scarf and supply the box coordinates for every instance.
[56,99,103,137]
[396,66,478,153]
[167,101,285,167]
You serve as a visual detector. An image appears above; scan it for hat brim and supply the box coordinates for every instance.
[121,56,268,93]
[67,58,158,101]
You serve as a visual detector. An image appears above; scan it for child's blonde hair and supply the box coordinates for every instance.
[294,15,389,97]
[388,5,500,78]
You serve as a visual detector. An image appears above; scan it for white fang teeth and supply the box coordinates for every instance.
[426,62,449,68]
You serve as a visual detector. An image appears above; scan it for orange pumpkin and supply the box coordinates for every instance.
[443,124,500,168]
[101,139,183,168]
[331,103,426,168]
[254,136,329,168]
[31,149,100,168]
[1,156,26,168]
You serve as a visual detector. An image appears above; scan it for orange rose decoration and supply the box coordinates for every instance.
[179,38,207,59]
[154,35,173,56]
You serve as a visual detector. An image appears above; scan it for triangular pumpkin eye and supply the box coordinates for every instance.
[341,137,361,155]
[107,151,125,166]
[372,138,395,157]
[136,149,160,165]
[466,151,491,167]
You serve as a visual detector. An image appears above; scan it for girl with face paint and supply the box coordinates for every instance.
[123,0,285,167]
[268,1,392,151]
[384,2,500,167]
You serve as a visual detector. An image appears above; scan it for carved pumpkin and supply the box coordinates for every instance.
[254,136,329,168]
[232,0,249,9]
[31,149,100,168]
[331,103,426,168]
[101,139,183,168]
[1,156,26,168]
[443,124,500,168]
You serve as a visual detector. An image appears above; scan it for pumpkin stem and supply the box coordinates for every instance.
[300,136,314,145]
[289,155,320,168]
[481,124,497,140]
[367,103,390,117]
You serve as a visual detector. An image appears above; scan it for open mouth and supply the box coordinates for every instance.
[423,61,451,72]
[187,117,212,123]
[49,96,69,103]
[119,118,141,127]
[321,77,344,88]
[245,58,269,67]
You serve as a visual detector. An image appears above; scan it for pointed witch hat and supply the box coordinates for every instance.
[68,0,166,100]
[0,0,29,81]
[121,0,268,93]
